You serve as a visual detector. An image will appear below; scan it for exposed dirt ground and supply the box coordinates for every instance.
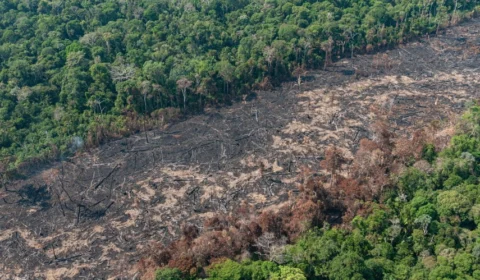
[1,18,479,279]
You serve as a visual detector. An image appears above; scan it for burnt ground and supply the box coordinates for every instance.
[1,18,479,279]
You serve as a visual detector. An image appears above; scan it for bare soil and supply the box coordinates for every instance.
[1,18,479,279]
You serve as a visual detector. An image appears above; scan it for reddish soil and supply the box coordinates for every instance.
[1,18,479,279]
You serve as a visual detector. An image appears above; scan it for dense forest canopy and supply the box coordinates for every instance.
[0,0,479,169]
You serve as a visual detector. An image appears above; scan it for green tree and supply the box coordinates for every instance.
[207,259,248,280]
[329,252,372,280]
[155,268,183,280]
[270,266,306,280]
[436,190,472,221]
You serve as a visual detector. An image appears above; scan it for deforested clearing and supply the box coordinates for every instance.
[1,18,480,279]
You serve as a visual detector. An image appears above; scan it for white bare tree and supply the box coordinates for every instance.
[255,232,287,262]
[110,64,136,82]
[140,81,153,143]
[176,78,192,110]
[415,214,432,236]
[79,32,102,47]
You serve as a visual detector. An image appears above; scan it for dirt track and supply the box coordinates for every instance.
[1,18,479,279]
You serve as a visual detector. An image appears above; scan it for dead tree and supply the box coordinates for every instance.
[141,81,152,143]
[320,145,346,188]
[177,78,193,110]
[109,63,136,82]
[292,65,307,91]
[321,37,334,70]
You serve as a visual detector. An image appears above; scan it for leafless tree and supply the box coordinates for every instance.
[321,37,334,70]
[452,0,459,24]
[102,32,113,55]
[263,46,276,70]
[415,214,432,235]
[320,145,346,188]
[79,32,102,47]
[177,78,192,110]
[255,232,287,261]
[292,65,307,90]
[141,81,152,143]
[110,64,136,82]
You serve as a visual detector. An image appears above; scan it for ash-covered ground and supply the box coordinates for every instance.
[1,18,479,279]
